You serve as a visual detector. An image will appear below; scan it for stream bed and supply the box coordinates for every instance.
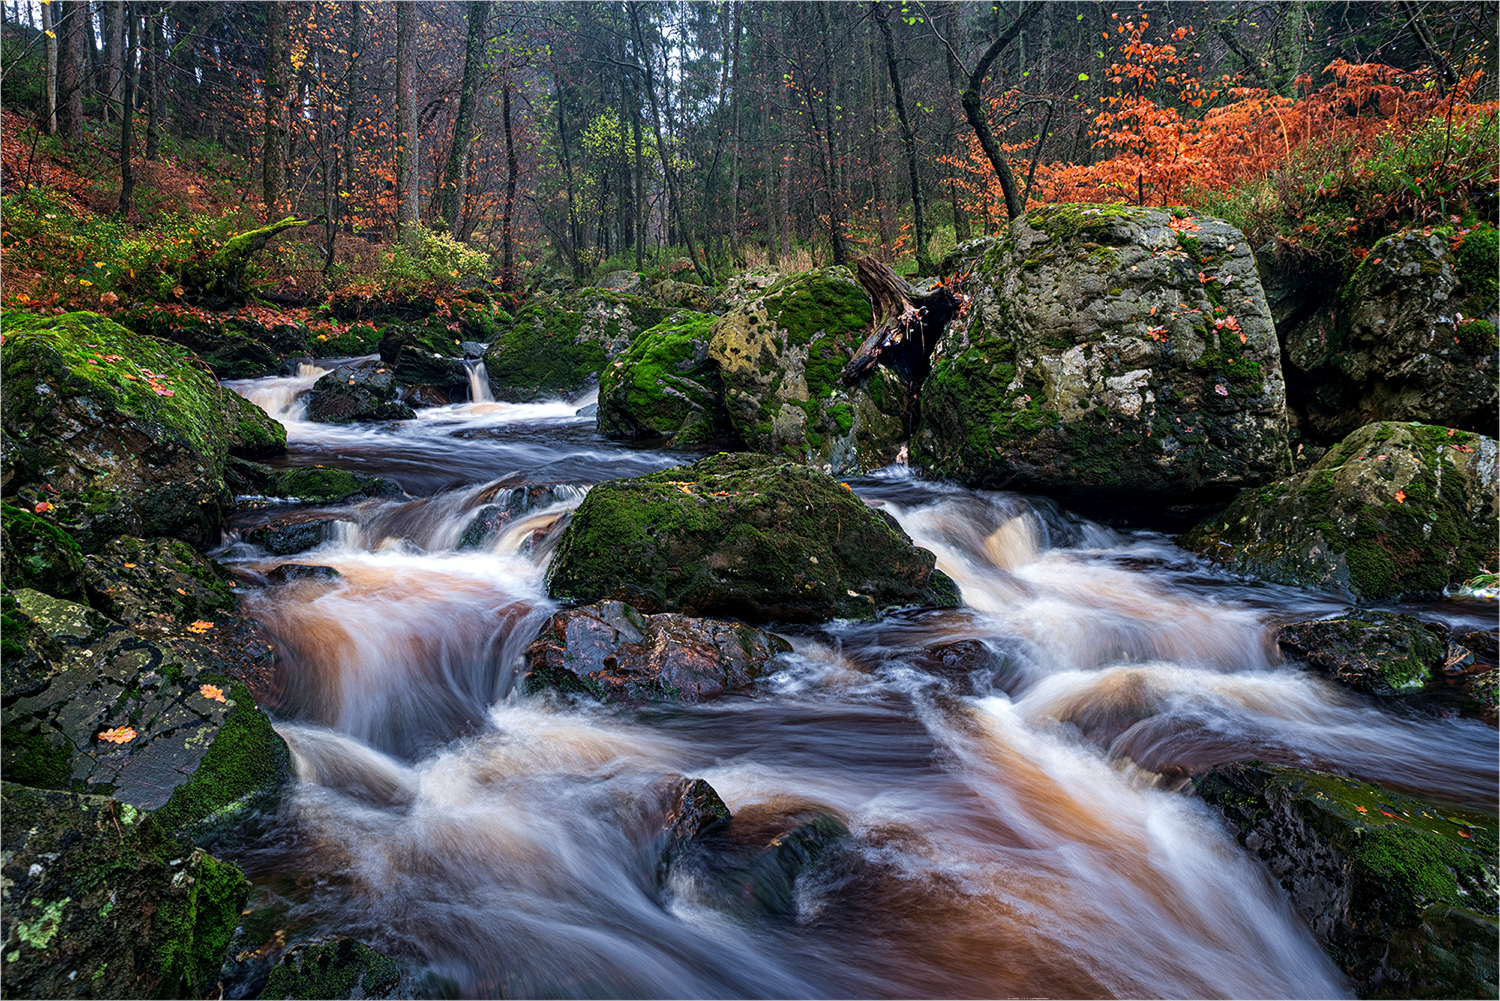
[216,364,1497,999]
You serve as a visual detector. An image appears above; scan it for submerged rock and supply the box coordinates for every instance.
[915,205,1289,506]
[1276,614,1445,696]
[523,600,790,703]
[1180,422,1498,601]
[1,311,286,548]
[546,453,960,623]
[598,310,733,444]
[1195,761,1498,999]
[1,782,250,1000]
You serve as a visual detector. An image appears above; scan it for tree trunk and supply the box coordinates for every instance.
[439,0,489,235]
[144,7,161,160]
[957,0,1044,220]
[727,0,742,264]
[943,0,969,242]
[395,2,419,242]
[40,0,57,135]
[116,1,137,217]
[262,0,291,218]
[501,80,518,291]
[185,217,310,306]
[105,1,124,127]
[553,70,581,278]
[56,0,85,142]
[628,1,712,285]
[341,0,362,230]
[875,2,933,274]
[631,81,644,268]
[816,4,849,265]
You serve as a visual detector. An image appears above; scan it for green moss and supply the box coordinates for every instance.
[1456,319,1496,354]
[151,849,248,995]
[1454,224,1498,308]
[1024,202,1139,242]
[599,312,725,438]
[827,403,854,435]
[261,937,402,1001]
[274,465,385,504]
[1,727,73,788]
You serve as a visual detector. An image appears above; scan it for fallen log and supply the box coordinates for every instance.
[183,216,310,306]
[838,255,969,391]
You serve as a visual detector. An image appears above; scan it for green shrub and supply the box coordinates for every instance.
[381,228,492,289]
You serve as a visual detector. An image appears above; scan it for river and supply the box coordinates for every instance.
[215,362,1497,1000]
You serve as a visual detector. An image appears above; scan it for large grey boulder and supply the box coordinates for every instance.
[915,204,1290,505]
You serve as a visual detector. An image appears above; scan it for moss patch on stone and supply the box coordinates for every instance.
[598,311,731,440]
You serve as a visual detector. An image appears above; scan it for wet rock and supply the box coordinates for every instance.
[265,563,342,584]
[523,600,790,703]
[118,305,282,380]
[457,482,580,550]
[81,535,239,639]
[273,465,398,504]
[915,205,1289,507]
[907,638,1006,694]
[306,364,416,423]
[1180,422,1498,601]
[1,782,250,1000]
[484,289,670,401]
[546,452,960,623]
[1457,628,1499,668]
[1194,761,1498,999]
[1276,614,1445,696]
[660,777,733,865]
[242,516,339,556]
[0,501,86,599]
[377,322,468,392]
[599,311,733,443]
[653,278,721,312]
[2,311,287,548]
[1466,671,1498,713]
[259,936,406,1000]
[1,588,290,827]
[707,267,890,471]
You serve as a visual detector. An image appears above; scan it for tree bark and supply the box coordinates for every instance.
[439,0,490,235]
[105,1,124,127]
[395,2,419,243]
[144,7,161,160]
[727,0,742,264]
[185,216,310,305]
[875,2,933,274]
[957,0,1044,220]
[262,0,291,218]
[341,0,362,228]
[116,1,137,217]
[501,79,518,291]
[40,0,57,135]
[942,1,969,241]
[56,0,85,142]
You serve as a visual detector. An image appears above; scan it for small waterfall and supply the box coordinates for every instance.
[465,358,494,403]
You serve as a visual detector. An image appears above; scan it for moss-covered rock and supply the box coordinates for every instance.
[546,452,960,623]
[1180,422,1498,601]
[706,267,880,469]
[915,205,1290,506]
[1,782,251,1000]
[1276,614,1445,695]
[118,305,281,380]
[0,501,85,599]
[272,465,399,504]
[1,311,286,548]
[484,289,670,401]
[1195,761,1497,998]
[377,322,468,392]
[305,364,416,423]
[80,536,239,640]
[598,311,733,443]
[259,936,407,1000]
[1,588,289,826]
[523,600,790,703]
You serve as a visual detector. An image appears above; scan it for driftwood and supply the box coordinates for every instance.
[838,255,968,392]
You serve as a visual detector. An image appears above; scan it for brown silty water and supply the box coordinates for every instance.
[211,367,1497,999]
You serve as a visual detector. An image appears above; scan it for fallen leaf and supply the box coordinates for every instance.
[1214,384,1229,396]
[99,726,137,744]
[1355,805,1368,813]
[1394,489,1406,504]
[123,562,136,569]
[176,588,187,595]
[33,501,53,513]
[188,620,215,634]
[200,683,227,702]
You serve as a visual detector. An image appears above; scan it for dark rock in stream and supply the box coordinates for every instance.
[266,563,342,584]
[1,782,251,1000]
[81,535,240,640]
[546,452,960,623]
[306,364,417,423]
[1276,613,1445,696]
[258,936,408,1000]
[243,516,339,556]
[458,482,579,550]
[523,600,789,704]
[1194,761,1498,999]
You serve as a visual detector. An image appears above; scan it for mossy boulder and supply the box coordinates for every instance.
[1,311,286,548]
[653,278,721,311]
[0,501,86,599]
[1284,227,1498,442]
[377,322,468,393]
[1276,614,1445,695]
[118,305,281,380]
[546,452,960,623]
[484,288,671,401]
[1,587,289,827]
[1180,422,1498,601]
[598,311,733,443]
[79,536,239,640]
[706,267,883,470]
[305,363,416,423]
[259,936,407,1000]
[523,600,790,703]
[272,465,399,504]
[1,782,250,1000]
[915,205,1290,507]
[1195,761,1497,998]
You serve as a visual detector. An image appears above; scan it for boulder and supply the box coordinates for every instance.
[938,235,997,278]
[457,482,581,550]
[653,278,721,311]
[377,322,468,392]
[1180,422,1498,601]
[305,363,417,423]
[80,536,239,640]
[265,563,342,584]
[915,205,1290,507]
[259,936,406,1001]
[598,311,733,444]
[272,464,398,504]
[1195,761,1497,999]
[1,782,250,1000]
[546,452,959,623]
[597,270,648,295]
[1282,226,1498,442]
[707,267,902,471]
[523,600,790,703]
[118,305,281,380]
[1276,614,1445,695]
[484,289,670,401]
[0,501,86,600]
[1,588,289,828]
[242,515,338,555]
[1,311,287,548]
[659,776,733,867]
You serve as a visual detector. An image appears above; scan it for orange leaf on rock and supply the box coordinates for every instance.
[99,726,137,744]
[1394,490,1406,504]
[200,683,227,702]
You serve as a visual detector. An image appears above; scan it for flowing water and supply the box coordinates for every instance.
[215,365,1498,1000]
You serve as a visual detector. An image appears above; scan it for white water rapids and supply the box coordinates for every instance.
[213,365,1497,999]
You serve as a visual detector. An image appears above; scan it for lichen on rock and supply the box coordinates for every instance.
[1276,613,1446,695]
